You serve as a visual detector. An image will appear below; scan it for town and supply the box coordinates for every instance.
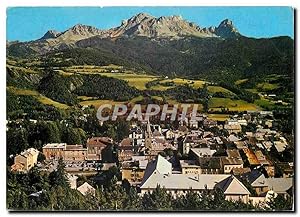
[9,109,294,209]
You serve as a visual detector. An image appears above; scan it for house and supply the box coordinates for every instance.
[63,145,87,161]
[273,141,287,153]
[180,160,201,175]
[232,167,251,176]
[243,148,260,166]
[86,137,112,161]
[224,123,242,134]
[234,141,248,150]
[66,173,78,189]
[263,165,275,178]
[265,120,273,128]
[42,143,66,160]
[254,150,270,166]
[178,125,189,134]
[77,182,96,196]
[189,119,199,129]
[222,149,243,174]
[227,134,240,142]
[277,162,294,178]
[118,138,134,162]
[42,143,88,161]
[237,119,248,126]
[198,157,223,174]
[121,157,148,185]
[265,177,293,198]
[129,127,143,140]
[242,169,293,198]
[11,148,39,172]
[203,119,217,128]
[190,148,216,159]
[262,141,273,151]
[241,170,269,196]
[140,155,250,202]
[101,162,117,171]
[163,129,175,140]
[227,119,247,126]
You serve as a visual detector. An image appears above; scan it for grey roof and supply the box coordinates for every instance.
[141,155,250,195]
[266,178,293,194]
[251,174,268,187]
[216,175,250,195]
[227,134,240,142]
[180,160,200,168]
[141,173,250,195]
[141,155,172,186]
[190,148,216,158]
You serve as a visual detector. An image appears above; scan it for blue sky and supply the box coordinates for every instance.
[7,7,294,41]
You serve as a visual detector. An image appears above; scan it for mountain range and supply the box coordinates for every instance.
[7,13,240,54]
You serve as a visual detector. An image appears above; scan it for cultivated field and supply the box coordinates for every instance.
[7,86,69,109]
[208,97,260,112]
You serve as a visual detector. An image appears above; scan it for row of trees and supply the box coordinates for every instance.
[7,117,131,160]
[7,159,293,211]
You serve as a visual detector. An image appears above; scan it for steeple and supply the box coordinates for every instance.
[145,120,153,150]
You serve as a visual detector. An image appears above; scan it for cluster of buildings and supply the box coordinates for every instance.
[42,137,113,161]
[11,148,39,172]
[10,110,294,207]
[117,111,293,205]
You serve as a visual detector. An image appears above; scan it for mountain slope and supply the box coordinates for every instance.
[73,35,293,81]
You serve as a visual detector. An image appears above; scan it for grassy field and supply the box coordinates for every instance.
[235,79,248,85]
[79,99,126,108]
[59,65,158,90]
[254,98,277,110]
[256,82,279,91]
[245,88,259,94]
[7,86,69,109]
[208,97,260,112]
[206,114,232,121]
[151,96,164,101]
[99,73,157,90]
[6,64,39,74]
[151,78,205,90]
[207,85,235,95]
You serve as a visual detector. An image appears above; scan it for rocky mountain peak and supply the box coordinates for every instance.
[68,24,102,35]
[215,19,240,38]
[40,30,61,40]
[219,19,233,26]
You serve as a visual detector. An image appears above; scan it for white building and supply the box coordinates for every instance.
[140,155,250,203]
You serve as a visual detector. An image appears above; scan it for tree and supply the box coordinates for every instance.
[62,127,86,145]
[142,185,173,210]
[267,194,293,211]
[49,158,69,188]
[115,120,130,142]
[123,187,141,210]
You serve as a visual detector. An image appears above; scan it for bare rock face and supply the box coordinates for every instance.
[111,13,216,38]
[109,14,240,39]
[67,24,103,36]
[19,13,241,54]
[40,30,61,40]
[215,19,240,38]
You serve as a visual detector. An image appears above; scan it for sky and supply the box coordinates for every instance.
[6,6,294,41]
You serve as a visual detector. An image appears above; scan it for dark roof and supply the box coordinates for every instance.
[199,157,222,169]
[240,169,262,184]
